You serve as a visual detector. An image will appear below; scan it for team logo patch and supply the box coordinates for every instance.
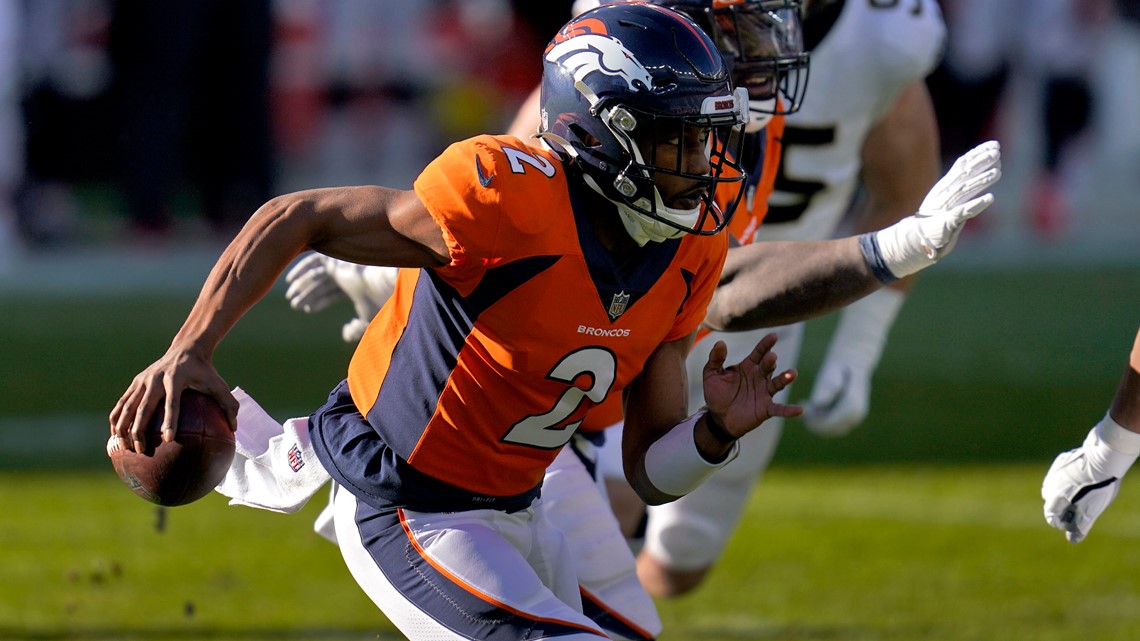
[475,154,494,187]
[608,291,631,320]
[545,33,653,92]
[287,443,305,473]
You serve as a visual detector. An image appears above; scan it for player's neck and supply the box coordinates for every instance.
[588,204,639,256]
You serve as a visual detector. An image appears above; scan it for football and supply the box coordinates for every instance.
[108,390,236,507]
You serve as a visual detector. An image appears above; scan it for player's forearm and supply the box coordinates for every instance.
[172,194,327,357]
[1109,326,1140,432]
[704,237,881,332]
[850,195,923,296]
[852,197,920,298]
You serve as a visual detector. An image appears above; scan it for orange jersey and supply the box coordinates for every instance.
[318,135,727,503]
[580,116,784,433]
[720,113,785,245]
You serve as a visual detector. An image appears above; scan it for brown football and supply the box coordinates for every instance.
[108,390,236,507]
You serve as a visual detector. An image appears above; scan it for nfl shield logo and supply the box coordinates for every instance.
[608,291,631,320]
[287,444,305,472]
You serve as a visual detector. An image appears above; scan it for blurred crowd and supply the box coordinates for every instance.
[0,0,572,257]
[931,0,1140,243]
[0,0,1136,263]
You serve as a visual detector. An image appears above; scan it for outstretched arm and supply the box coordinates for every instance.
[704,140,1000,333]
[705,236,880,331]
[1042,324,1140,543]
[109,186,447,455]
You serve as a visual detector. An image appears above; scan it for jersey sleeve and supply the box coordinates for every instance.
[413,135,565,295]
[887,0,946,79]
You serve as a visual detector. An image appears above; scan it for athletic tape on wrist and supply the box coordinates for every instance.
[1098,413,1140,456]
[644,411,739,497]
[858,233,898,284]
[1081,414,1140,480]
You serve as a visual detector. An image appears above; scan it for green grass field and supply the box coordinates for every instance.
[3,262,1140,640]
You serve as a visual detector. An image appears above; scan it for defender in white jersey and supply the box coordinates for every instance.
[619,0,949,597]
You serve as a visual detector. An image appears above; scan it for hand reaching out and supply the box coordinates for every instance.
[702,333,803,440]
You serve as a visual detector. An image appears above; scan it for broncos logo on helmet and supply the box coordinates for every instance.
[545,33,655,94]
[539,3,748,244]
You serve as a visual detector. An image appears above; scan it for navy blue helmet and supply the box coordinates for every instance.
[657,0,809,126]
[539,2,749,241]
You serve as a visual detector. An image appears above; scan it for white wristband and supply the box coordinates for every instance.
[644,411,739,498]
[1086,414,1140,479]
[871,219,933,279]
[824,288,905,372]
[1098,414,1140,455]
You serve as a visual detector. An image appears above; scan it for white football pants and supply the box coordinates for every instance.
[332,438,660,640]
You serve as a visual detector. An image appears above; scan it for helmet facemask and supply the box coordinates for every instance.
[595,94,748,244]
[686,0,810,129]
[537,2,752,244]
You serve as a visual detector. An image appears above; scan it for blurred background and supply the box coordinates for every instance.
[0,0,1135,267]
[0,1,1139,639]
[0,0,574,257]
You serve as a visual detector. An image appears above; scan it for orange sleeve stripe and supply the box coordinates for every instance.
[348,270,417,417]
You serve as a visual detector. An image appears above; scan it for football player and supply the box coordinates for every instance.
[286,0,811,611]
[1042,323,1140,544]
[286,0,962,604]
[595,0,950,598]
[284,1,810,636]
[111,5,999,640]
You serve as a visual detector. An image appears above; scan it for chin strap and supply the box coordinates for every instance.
[542,130,702,247]
[580,173,691,246]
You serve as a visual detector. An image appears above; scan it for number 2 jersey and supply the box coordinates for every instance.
[308,134,728,511]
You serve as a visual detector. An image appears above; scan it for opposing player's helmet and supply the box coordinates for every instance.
[656,0,810,129]
[539,2,749,244]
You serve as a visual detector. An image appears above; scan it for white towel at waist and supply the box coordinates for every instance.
[214,387,330,513]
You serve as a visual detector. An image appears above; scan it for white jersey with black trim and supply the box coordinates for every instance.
[762,0,946,241]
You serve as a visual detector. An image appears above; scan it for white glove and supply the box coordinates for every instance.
[1042,415,1140,543]
[872,140,1001,279]
[284,253,399,343]
[803,288,905,437]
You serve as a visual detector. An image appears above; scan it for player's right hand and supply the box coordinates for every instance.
[109,348,237,455]
[873,141,1001,279]
[1042,417,1140,543]
[285,253,398,343]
